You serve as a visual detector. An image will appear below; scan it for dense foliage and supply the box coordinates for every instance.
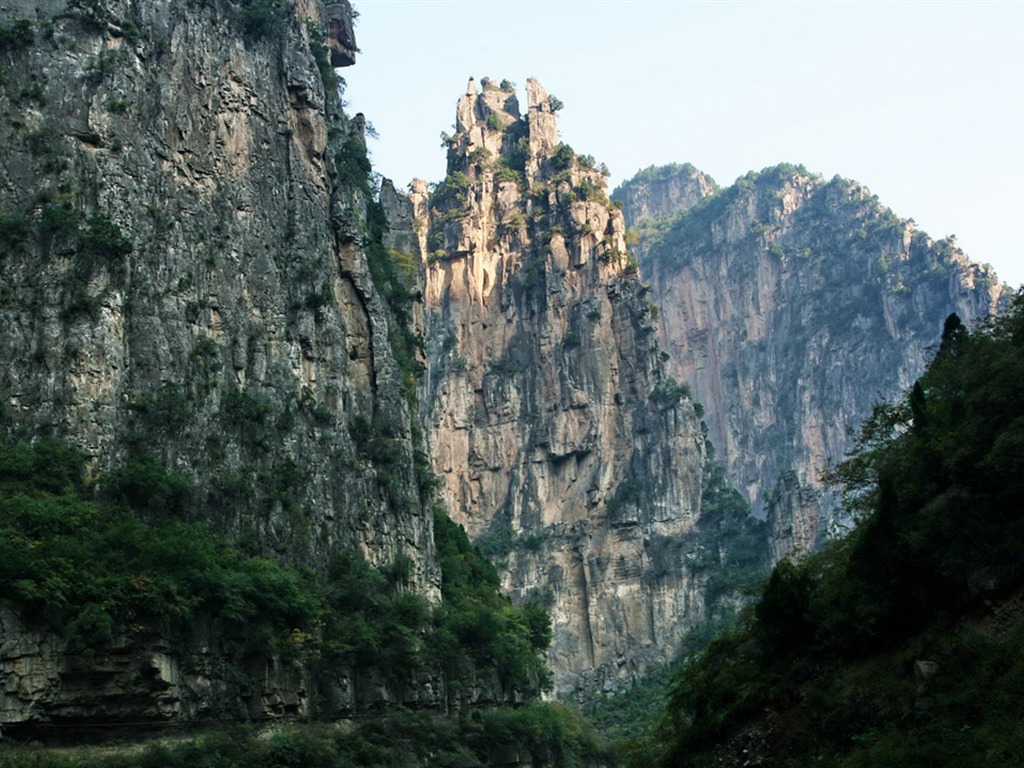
[432,508,553,692]
[0,441,314,654]
[0,704,612,768]
[643,291,1024,766]
[696,460,769,609]
[0,441,551,701]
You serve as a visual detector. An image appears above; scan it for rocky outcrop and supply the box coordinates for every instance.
[0,606,513,739]
[614,163,717,226]
[615,164,1006,558]
[0,608,309,737]
[415,79,717,699]
[0,0,438,732]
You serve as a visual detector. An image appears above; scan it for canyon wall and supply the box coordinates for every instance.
[415,79,744,699]
[615,164,1006,558]
[0,0,444,731]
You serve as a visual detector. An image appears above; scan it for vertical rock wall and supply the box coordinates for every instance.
[615,165,1006,557]
[0,0,436,586]
[416,79,711,698]
[0,0,441,730]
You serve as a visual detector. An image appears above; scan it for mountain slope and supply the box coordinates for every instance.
[645,293,1024,767]
[614,164,1005,559]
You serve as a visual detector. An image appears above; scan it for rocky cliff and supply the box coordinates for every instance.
[614,164,1006,559]
[412,78,743,699]
[0,0,447,732]
[613,163,717,229]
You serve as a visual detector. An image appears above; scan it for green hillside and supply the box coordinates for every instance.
[641,291,1024,766]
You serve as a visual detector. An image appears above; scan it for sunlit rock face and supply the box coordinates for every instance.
[615,164,1007,560]
[415,79,715,699]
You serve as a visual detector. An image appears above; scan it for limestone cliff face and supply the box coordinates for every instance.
[614,164,1006,559]
[614,163,717,227]
[0,0,440,729]
[0,0,435,578]
[415,79,711,698]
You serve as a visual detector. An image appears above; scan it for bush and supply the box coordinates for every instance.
[78,214,132,273]
[493,162,522,185]
[335,136,373,193]
[222,389,274,440]
[0,18,34,52]
[101,454,193,519]
[84,47,121,80]
[550,143,575,172]
[486,112,506,131]
[236,0,287,38]
[0,211,31,252]
[39,204,80,241]
[607,477,644,518]
[649,377,691,410]
[309,35,339,93]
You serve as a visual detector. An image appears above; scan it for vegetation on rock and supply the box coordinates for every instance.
[0,438,552,708]
[0,705,612,768]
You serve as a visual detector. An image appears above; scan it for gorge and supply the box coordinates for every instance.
[0,0,1014,762]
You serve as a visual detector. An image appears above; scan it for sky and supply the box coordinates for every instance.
[343,1,1024,289]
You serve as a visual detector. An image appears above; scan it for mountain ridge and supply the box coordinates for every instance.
[613,162,1005,559]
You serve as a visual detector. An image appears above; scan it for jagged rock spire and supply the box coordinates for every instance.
[455,77,478,134]
[526,78,558,157]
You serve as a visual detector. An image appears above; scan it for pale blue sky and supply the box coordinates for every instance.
[344,1,1024,289]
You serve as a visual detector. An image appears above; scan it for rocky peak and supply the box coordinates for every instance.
[612,162,718,225]
[415,81,757,699]
[525,77,559,162]
[454,77,520,155]
[622,163,1006,559]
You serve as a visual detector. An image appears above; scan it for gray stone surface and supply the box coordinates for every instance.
[416,80,715,700]
[617,164,1006,558]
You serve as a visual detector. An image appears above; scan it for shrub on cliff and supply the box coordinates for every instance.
[236,0,287,38]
